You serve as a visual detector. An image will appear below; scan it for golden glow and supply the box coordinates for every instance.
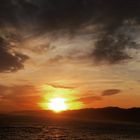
[39,85,83,111]
[48,97,67,112]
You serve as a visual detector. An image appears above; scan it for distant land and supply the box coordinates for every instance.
[0,107,140,125]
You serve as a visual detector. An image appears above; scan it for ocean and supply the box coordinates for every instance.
[0,120,140,140]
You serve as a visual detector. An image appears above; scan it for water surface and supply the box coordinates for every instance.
[0,121,140,140]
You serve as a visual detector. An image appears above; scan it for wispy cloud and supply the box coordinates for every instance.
[75,96,102,104]
[0,84,40,111]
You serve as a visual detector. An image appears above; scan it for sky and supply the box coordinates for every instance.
[0,0,140,112]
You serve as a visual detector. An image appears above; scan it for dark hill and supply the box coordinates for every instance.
[0,107,140,124]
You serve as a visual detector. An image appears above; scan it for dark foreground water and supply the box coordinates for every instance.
[0,121,140,140]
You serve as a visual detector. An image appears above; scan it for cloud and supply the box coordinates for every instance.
[0,36,29,73]
[35,0,139,64]
[102,89,121,96]
[45,83,75,90]
[1,0,140,33]
[0,85,40,111]
[92,34,137,64]
[76,96,102,104]
[0,0,140,67]
[0,85,39,97]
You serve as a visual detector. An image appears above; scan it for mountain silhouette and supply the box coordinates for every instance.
[0,107,140,125]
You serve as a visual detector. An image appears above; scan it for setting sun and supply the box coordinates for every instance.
[48,98,67,112]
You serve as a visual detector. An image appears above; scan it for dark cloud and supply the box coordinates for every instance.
[1,0,140,31]
[0,36,29,73]
[102,89,121,96]
[0,0,37,26]
[92,34,137,64]
[0,0,140,66]
[0,0,16,26]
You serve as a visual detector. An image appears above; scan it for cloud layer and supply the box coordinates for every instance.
[0,0,139,72]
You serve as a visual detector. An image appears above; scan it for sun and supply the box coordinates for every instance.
[48,97,67,112]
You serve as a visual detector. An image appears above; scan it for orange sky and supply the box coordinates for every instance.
[0,28,140,112]
[0,0,140,112]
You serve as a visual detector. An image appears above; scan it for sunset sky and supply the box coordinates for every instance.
[0,0,140,112]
